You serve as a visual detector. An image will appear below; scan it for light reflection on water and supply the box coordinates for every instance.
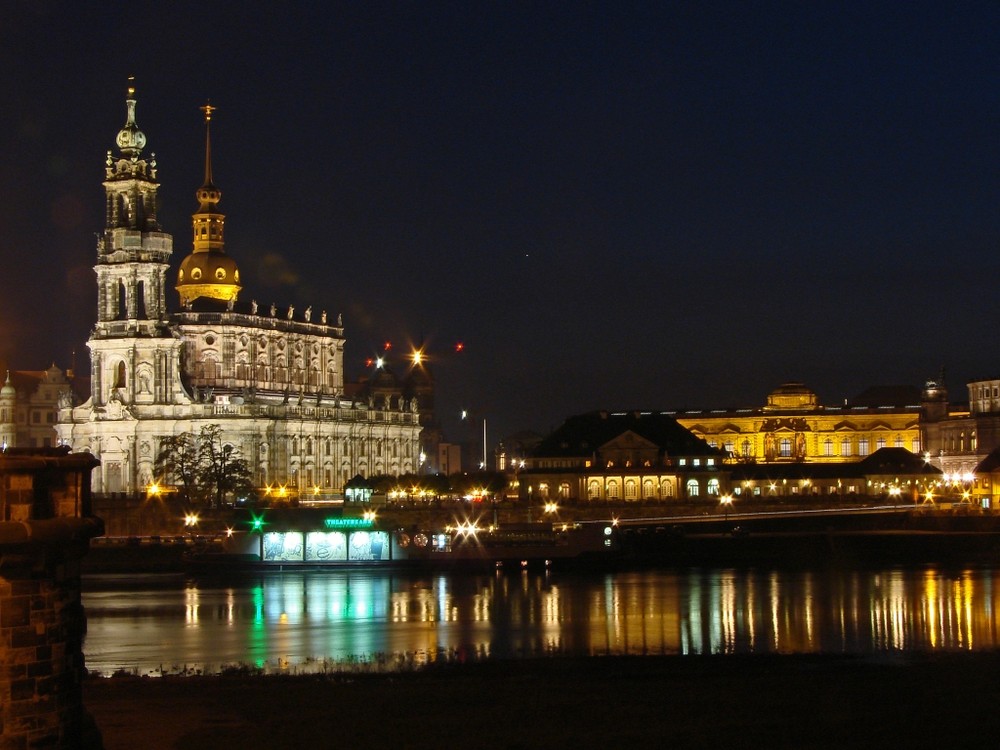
[82,566,1000,675]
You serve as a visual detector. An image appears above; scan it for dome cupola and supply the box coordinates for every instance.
[176,103,241,308]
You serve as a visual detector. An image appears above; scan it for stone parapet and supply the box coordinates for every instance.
[0,448,103,749]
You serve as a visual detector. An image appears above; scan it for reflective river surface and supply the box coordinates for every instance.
[82,566,1000,675]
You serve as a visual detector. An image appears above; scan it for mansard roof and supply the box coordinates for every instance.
[855,447,939,476]
[531,411,719,459]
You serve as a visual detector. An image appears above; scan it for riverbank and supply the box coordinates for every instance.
[84,653,1000,749]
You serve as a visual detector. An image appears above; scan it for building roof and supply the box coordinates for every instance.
[975,447,1000,474]
[730,448,941,482]
[531,410,719,459]
[849,385,923,408]
[855,447,938,475]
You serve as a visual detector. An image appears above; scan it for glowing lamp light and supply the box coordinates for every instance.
[184,513,199,528]
[411,350,423,365]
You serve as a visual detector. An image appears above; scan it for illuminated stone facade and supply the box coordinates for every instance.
[56,88,422,497]
[675,382,923,465]
[0,366,79,450]
[520,411,727,502]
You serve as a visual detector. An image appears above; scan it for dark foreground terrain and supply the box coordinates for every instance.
[84,653,1000,749]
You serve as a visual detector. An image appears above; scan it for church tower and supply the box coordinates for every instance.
[176,104,241,308]
[88,82,185,409]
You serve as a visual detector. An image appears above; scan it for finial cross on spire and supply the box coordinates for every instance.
[201,102,216,123]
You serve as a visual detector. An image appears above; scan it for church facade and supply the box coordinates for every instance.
[56,87,422,498]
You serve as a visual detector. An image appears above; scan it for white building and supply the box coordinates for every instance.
[56,86,422,497]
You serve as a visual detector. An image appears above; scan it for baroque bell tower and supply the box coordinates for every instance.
[87,82,185,409]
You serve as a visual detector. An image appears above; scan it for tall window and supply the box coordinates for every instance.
[911,438,920,453]
[876,437,886,450]
[779,438,792,457]
[841,438,851,457]
[894,436,905,448]
[859,437,869,456]
[113,361,127,389]
[824,438,834,456]
[661,479,674,497]
[607,480,619,500]
[707,478,720,496]
[588,480,601,500]
[686,479,700,497]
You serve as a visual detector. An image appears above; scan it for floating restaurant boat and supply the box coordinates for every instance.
[190,509,620,571]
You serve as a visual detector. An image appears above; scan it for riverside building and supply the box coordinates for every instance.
[56,87,423,498]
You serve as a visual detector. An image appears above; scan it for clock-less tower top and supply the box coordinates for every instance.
[175,103,242,309]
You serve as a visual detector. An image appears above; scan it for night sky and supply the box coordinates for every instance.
[1,2,998,444]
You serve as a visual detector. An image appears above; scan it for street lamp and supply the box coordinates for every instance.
[720,493,734,522]
[888,485,901,507]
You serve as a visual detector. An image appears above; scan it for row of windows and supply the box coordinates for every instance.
[709,436,920,457]
[584,477,720,500]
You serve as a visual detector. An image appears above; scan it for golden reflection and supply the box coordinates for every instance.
[769,572,781,651]
[185,583,199,625]
[84,567,1000,677]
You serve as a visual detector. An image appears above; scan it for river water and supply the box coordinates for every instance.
[81,565,1000,675]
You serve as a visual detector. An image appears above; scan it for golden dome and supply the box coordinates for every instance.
[764,382,818,411]
[176,250,241,306]
[175,102,242,308]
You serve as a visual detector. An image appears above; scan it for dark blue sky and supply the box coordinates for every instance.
[1,1,998,442]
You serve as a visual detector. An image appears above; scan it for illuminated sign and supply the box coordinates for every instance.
[324,517,374,529]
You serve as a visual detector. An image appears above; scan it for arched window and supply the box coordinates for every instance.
[707,478,720,496]
[643,479,655,498]
[559,483,570,498]
[661,479,674,497]
[686,479,700,497]
[588,480,601,500]
[113,361,126,389]
[624,480,637,500]
[606,480,619,499]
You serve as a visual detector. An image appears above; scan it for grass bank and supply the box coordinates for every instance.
[85,653,1000,749]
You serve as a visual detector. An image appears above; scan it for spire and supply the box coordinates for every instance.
[195,102,221,214]
[177,102,241,308]
[201,102,216,188]
[115,77,147,158]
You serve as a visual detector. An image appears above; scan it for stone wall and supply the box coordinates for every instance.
[0,448,103,749]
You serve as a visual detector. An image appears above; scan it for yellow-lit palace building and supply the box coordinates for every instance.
[675,382,922,465]
[516,379,1000,507]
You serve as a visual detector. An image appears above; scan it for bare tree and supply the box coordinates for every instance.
[154,425,255,508]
